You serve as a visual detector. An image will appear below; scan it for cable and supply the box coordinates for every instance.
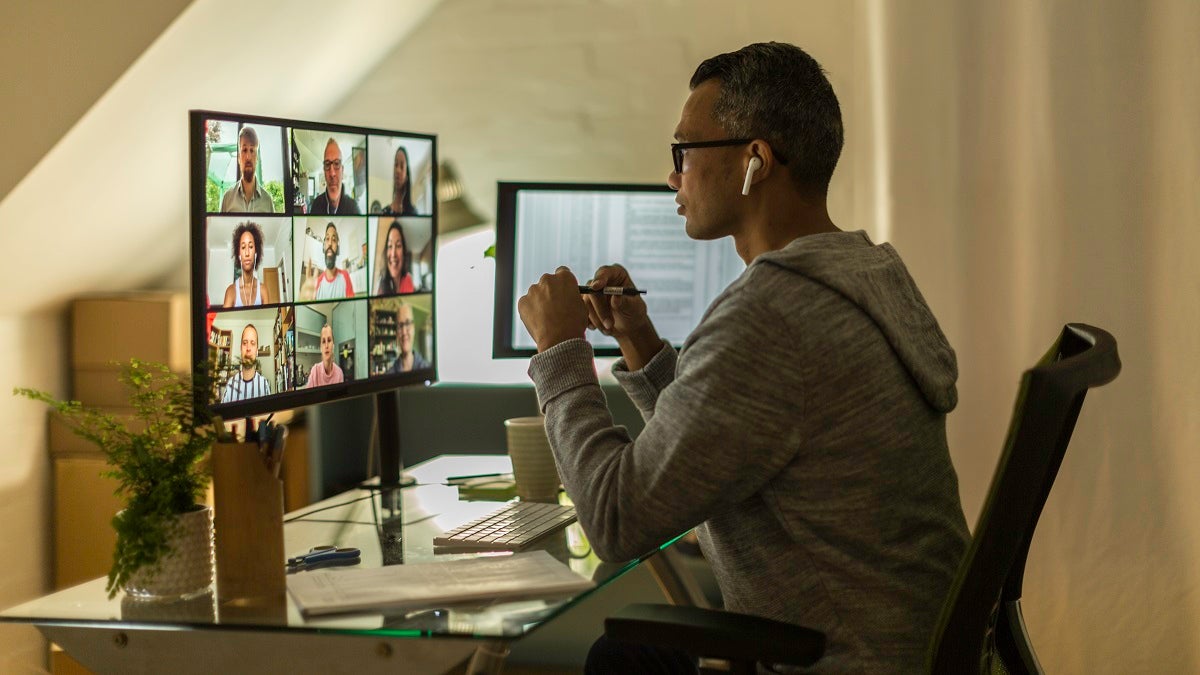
[283,493,374,523]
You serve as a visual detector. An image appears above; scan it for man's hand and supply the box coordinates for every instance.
[518,267,589,353]
[584,264,662,370]
[299,262,317,301]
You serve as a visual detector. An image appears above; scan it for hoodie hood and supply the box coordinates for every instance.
[755,230,958,412]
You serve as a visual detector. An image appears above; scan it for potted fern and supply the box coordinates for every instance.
[15,359,219,600]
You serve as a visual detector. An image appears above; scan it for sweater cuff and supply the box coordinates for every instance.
[528,338,599,412]
[612,339,676,410]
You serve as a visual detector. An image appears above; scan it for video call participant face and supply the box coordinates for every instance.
[238,230,258,275]
[238,128,259,185]
[386,225,405,281]
[393,148,408,198]
[320,324,334,365]
[240,324,259,369]
[397,305,415,356]
[323,140,343,203]
[323,224,340,272]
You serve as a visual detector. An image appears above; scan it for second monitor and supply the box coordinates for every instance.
[492,182,745,358]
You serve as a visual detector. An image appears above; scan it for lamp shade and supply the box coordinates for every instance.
[437,160,486,234]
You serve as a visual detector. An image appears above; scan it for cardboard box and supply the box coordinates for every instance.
[48,409,138,458]
[70,292,189,406]
[54,457,122,589]
[70,291,190,368]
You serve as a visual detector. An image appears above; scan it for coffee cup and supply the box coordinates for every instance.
[504,416,561,502]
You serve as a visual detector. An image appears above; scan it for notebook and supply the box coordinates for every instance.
[286,550,594,617]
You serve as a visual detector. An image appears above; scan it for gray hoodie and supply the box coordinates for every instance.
[529,230,970,672]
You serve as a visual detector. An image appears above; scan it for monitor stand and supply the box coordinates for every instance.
[362,388,412,566]
[362,388,416,490]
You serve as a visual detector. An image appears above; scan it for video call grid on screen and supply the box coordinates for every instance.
[492,182,746,358]
[189,110,438,417]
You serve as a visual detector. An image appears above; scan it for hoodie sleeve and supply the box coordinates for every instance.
[610,339,678,421]
[528,292,804,562]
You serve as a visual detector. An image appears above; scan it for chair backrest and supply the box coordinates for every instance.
[928,323,1121,675]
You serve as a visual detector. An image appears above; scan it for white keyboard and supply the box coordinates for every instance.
[434,501,577,552]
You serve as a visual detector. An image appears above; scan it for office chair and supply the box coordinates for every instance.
[605,323,1121,675]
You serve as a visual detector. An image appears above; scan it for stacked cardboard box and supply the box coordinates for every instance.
[51,292,189,589]
[70,291,190,405]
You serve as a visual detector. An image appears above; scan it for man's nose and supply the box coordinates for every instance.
[667,170,681,191]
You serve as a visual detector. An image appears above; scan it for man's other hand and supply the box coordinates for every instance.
[518,267,589,353]
[584,264,663,370]
[583,264,653,340]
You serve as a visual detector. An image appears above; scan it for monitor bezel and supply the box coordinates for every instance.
[492,181,677,359]
[190,109,438,418]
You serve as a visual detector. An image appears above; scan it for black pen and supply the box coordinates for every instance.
[578,285,647,296]
[445,472,508,482]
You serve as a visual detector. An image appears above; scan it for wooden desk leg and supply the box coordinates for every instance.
[466,640,511,675]
[646,546,711,608]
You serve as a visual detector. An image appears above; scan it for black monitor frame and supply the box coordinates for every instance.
[492,181,677,359]
[188,110,438,423]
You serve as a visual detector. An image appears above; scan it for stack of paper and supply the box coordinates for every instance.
[287,550,594,617]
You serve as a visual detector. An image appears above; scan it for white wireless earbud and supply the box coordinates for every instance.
[741,157,763,196]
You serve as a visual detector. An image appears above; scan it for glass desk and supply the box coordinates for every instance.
[0,455,675,674]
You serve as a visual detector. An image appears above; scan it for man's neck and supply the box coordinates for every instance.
[732,192,839,264]
[240,177,257,199]
[240,366,257,380]
[327,189,340,209]
[324,267,339,281]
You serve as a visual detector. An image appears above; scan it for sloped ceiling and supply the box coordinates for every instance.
[0,0,442,316]
[0,0,196,204]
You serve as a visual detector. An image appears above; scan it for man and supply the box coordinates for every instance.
[220,126,276,213]
[221,324,271,402]
[517,43,969,672]
[313,223,354,299]
[387,302,430,373]
[304,324,344,387]
[309,138,360,215]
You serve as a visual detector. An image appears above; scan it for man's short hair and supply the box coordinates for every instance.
[231,221,265,269]
[690,42,843,196]
[395,301,412,322]
[242,323,258,341]
[238,125,259,147]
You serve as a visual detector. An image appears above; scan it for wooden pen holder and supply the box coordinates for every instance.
[212,442,286,604]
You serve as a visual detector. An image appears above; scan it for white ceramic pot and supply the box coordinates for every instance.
[123,505,215,602]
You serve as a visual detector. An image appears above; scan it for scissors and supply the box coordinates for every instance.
[286,545,361,573]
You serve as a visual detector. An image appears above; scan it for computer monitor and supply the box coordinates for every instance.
[492,182,745,358]
[189,110,437,485]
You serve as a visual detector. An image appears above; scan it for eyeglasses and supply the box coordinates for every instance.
[670,139,789,174]
[323,159,342,170]
[397,320,415,329]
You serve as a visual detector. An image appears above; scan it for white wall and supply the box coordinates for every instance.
[0,0,193,202]
[0,313,65,671]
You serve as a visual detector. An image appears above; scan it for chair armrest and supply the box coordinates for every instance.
[605,603,825,667]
